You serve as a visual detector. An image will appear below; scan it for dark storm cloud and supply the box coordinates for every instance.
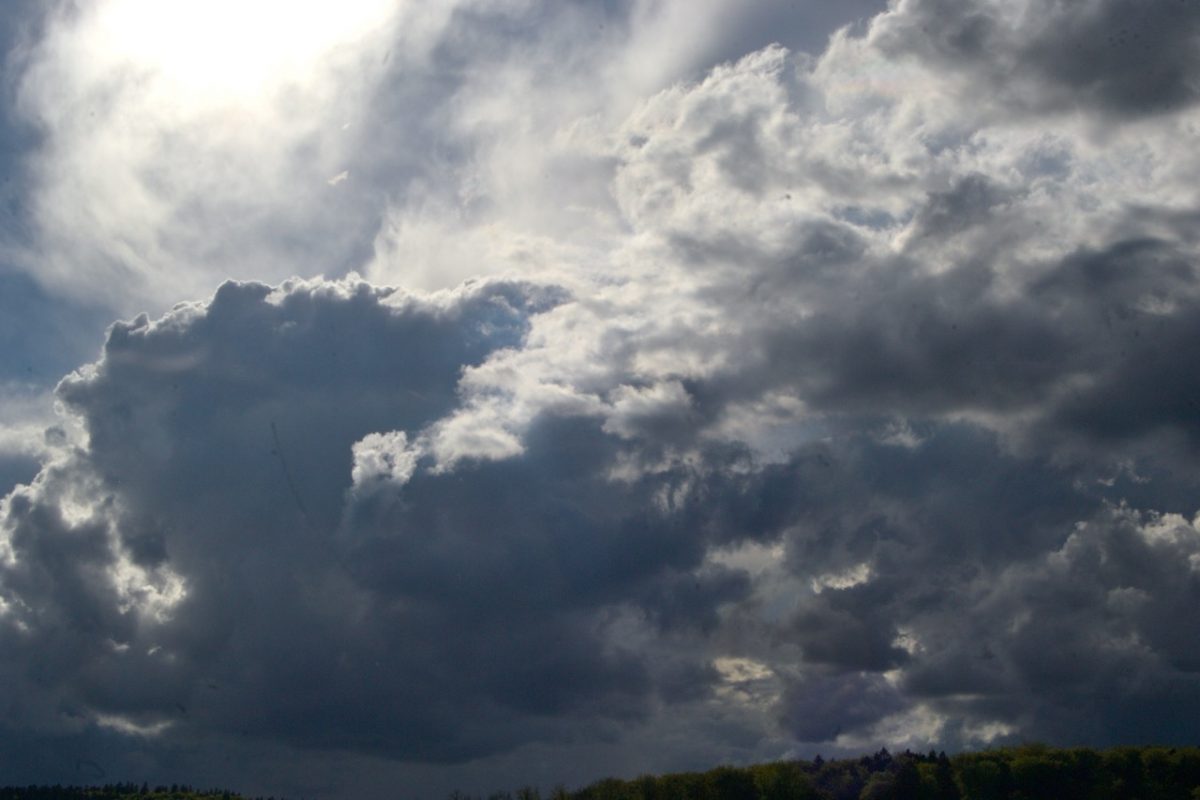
[0,278,577,760]
[899,503,1200,746]
[1052,309,1200,450]
[1024,237,1200,452]
[746,428,1200,748]
[790,589,910,673]
[777,239,1183,426]
[875,0,1200,118]
[0,277,801,774]
[908,174,1015,242]
[756,259,1067,416]
[54,278,561,533]
[781,672,906,744]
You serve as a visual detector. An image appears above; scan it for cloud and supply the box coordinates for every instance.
[873,0,1200,119]
[4,0,1200,795]
[8,0,453,314]
[781,672,906,744]
[6,0,889,318]
[0,276,783,773]
[901,504,1200,746]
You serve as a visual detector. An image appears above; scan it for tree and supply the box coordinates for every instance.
[753,762,822,800]
[933,753,960,800]
[859,774,895,800]
[704,767,757,800]
[893,759,921,800]
[955,756,1011,800]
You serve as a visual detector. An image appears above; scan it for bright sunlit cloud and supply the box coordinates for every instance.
[95,0,397,101]
[13,0,410,313]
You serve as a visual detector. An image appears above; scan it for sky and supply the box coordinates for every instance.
[2,0,1200,797]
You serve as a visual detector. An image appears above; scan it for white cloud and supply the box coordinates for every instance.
[811,562,873,594]
[350,430,420,487]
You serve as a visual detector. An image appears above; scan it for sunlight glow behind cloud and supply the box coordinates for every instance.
[96,0,396,100]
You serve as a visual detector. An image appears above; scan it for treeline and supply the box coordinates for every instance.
[9,745,1200,800]
[469,745,1200,800]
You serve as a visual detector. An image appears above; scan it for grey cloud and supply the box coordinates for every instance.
[874,0,1200,118]
[909,174,1016,242]
[627,421,1200,746]
[1,278,584,759]
[636,565,751,635]
[790,591,910,673]
[0,277,783,773]
[1052,311,1200,451]
[758,264,1068,417]
[54,278,552,534]
[735,429,1200,750]
[780,672,906,743]
[901,504,1200,746]
[1032,237,1198,309]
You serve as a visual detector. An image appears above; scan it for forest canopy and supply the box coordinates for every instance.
[485,745,1200,800]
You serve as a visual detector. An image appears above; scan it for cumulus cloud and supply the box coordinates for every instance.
[4,0,1200,796]
[0,276,778,775]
